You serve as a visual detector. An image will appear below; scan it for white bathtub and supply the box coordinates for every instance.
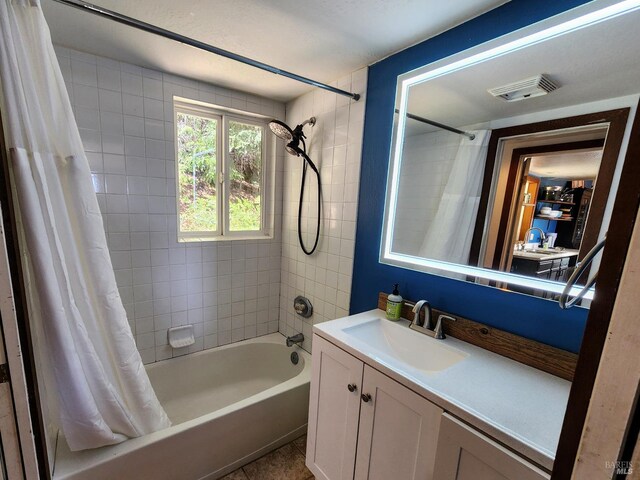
[53,333,311,480]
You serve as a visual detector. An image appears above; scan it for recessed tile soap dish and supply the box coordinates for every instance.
[167,325,195,348]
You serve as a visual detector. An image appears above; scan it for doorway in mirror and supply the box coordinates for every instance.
[470,108,629,299]
[495,137,605,294]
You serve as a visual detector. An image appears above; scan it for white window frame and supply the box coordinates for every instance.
[174,97,273,242]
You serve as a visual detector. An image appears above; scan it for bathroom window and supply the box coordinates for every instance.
[174,99,272,241]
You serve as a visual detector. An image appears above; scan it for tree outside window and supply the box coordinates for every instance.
[175,101,270,240]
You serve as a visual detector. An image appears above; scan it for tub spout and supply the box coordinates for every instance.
[286,333,304,347]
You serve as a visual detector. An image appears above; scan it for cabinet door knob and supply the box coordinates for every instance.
[347,383,357,393]
[361,393,372,403]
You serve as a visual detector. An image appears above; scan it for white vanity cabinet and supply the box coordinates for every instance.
[306,335,364,480]
[306,335,442,480]
[307,332,554,480]
[354,365,442,480]
[433,414,550,480]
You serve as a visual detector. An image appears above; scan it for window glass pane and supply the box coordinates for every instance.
[176,112,218,232]
[228,121,262,231]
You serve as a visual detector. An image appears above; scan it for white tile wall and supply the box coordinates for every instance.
[279,69,367,352]
[393,130,461,255]
[56,46,286,364]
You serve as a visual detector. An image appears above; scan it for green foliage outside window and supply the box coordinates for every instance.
[177,111,263,233]
[228,121,262,231]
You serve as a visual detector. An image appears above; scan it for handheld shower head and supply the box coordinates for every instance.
[268,120,294,142]
[268,117,316,156]
[268,117,322,256]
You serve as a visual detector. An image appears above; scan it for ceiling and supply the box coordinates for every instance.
[41,0,508,102]
[528,149,603,180]
[404,7,640,135]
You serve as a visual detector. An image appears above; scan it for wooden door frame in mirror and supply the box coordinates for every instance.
[495,138,606,272]
[552,101,640,478]
[468,108,630,271]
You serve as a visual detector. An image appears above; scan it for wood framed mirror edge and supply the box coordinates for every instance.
[552,99,640,479]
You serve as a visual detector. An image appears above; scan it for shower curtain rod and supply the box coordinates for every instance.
[51,0,361,101]
[395,109,475,140]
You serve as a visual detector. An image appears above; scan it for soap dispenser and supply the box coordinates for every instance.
[386,283,403,321]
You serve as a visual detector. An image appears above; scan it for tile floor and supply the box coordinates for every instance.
[221,435,314,480]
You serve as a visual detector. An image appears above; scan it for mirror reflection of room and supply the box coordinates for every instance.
[477,112,625,303]
[382,4,640,304]
[392,126,489,265]
[508,144,603,290]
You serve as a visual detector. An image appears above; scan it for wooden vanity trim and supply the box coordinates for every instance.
[378,292,577,381]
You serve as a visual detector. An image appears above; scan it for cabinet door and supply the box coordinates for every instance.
[354,366,442,480]
[433,414,550,480]
[306,335,364,480]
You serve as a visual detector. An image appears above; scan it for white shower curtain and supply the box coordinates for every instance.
[0,0,170,450]
[418,130,491,265]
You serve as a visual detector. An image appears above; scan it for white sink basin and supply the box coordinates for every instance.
[342,318,468,373]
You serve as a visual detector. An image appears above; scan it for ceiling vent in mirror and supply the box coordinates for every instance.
[488,74,558,102]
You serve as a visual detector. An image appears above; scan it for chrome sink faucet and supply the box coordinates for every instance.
[410,300,456,340]
[411,300,432,330]
[524,227,546,247]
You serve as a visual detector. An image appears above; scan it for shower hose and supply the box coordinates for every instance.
[297,149,321,256]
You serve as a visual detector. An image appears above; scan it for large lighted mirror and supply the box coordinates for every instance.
[381,1,640,306]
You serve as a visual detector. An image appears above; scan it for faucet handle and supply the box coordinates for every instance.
[434,315,456,340]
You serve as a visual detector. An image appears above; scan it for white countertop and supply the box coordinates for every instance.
[314,309,571,471]
[513,248,579,261]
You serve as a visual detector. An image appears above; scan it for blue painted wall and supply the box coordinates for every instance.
[351,0,593,353]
